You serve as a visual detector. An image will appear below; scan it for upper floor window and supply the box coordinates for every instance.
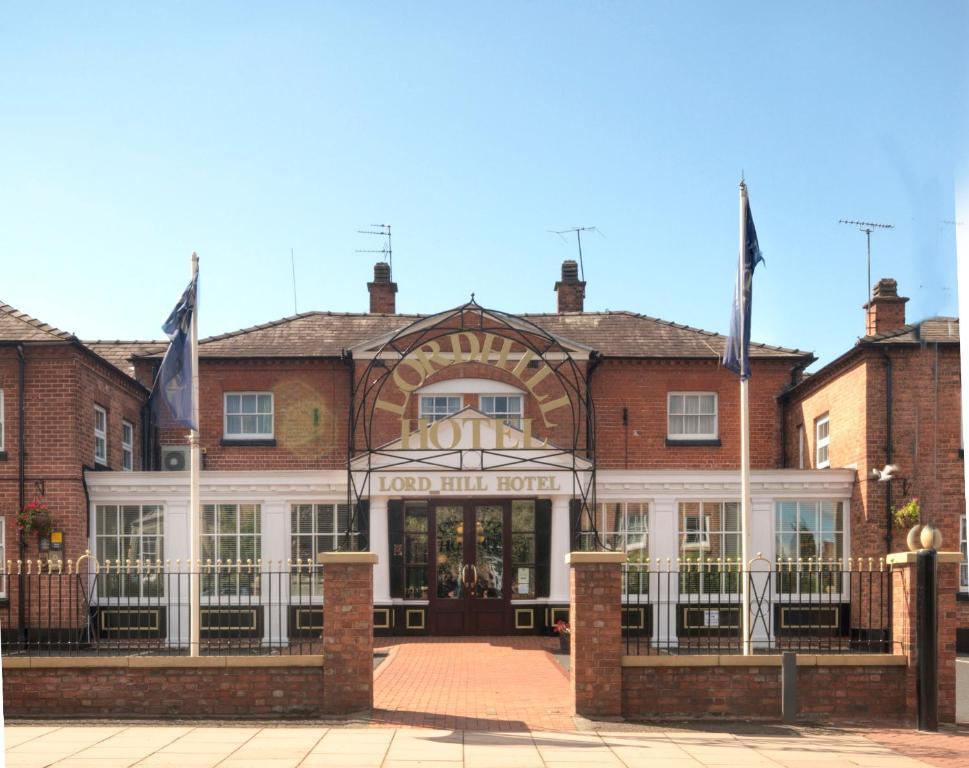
[797,424,805,469]
[961,517,967,593]
[224,393,273,439]
[121,420,134,471]
[668,393,718,440]
[94,405,107,465]
[0,389,5,452]
[815,414,830,468]
[480,394,523,427]
[419,395,461,422]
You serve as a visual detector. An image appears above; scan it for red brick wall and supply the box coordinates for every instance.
[569,559,623,717]
[593,358,794,469]
[621,663,906,722]
[155,358,350,470]
[785,344,966,630]
[322,560,374,714]
[0,344,147,572]
[2,664,325,718]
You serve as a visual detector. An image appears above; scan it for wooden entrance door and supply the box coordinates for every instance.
[430,501,510,635]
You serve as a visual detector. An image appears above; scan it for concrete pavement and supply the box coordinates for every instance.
[4,723,961,768]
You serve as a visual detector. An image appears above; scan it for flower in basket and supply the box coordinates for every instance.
[553,619,570,635]
[892,498,920,530]
[18,501,53,537]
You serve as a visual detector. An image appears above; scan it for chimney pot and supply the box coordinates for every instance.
[864,277,907,336]
[554,259,586,313]
[368,261,397,314]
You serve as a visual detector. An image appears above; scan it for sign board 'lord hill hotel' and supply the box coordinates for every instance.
[0,261,964,646]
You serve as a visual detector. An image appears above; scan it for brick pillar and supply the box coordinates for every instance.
[888,550,962,725]
[567,551,626,719]
[319,552,377,715]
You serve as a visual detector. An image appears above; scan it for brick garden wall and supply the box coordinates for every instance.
[621,661,907,722]
[2,660,325,718]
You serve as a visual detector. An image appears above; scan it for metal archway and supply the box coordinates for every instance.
[342,299,603,550]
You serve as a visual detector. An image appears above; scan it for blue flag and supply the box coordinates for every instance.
[723,190,764,380]
[151,275,198,430]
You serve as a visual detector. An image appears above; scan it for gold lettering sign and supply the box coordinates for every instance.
[373,331,572,441]
[376,474,562,493]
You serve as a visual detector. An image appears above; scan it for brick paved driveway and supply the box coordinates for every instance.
[372,636,573,731]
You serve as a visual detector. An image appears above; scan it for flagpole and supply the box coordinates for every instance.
[189,253,201,657]
[738,183,753,656]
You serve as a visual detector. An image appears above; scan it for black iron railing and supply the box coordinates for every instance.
[0,557,325,656]
[621,557,893,655]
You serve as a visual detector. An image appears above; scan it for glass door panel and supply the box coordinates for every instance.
[473,505,504,599]
[435,506,465,600]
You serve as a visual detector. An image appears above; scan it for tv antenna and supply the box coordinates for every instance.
[549,226,604,282]
[356,224,393,277]
[290,248,298,314]
[839,219,894,304]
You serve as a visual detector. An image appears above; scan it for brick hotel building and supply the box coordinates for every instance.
[0,261,964,647]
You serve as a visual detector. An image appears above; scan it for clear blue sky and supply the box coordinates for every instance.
[1,2,965,368]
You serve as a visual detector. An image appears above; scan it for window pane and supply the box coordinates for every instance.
[202,505,216,533]
[700,395,715,413]
[242,415,258,434]
[241,395,258,413]
[257,415,272,434]
[122,506,141,536]
[226,394,240,412]
[240,505,258,533]
[219,506,238,533]
[258,394,272,413]
[669,395,683,414]
[698,415,715,434]
[226,415,242,434]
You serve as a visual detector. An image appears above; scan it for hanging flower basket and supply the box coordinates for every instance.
[553,619,571,651]
[18,501,53,538]
[892,498,920,530]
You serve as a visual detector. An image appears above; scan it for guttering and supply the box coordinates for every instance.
[880,348,894,553]
[17,343,26,641]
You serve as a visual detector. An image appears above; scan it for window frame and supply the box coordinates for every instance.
[815,414,830,469]
[773,499,847,598]
[677,501,742,597]
[93,504,165,602]
[479,394,524,428]
[121,420,134,472]
[200,503,263,600]
[797,424,805,469]
[418,395,462,422]
[960,516,967,593]
[587,501,650,597]
[94,405,108,466]
[667,392,719,441]
[289,502,349,599]
[223,392,274,440]
[0,517,6,598]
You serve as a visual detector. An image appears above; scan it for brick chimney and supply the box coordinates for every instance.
[368,262,397,314]
[554,260,585,313]
[864,278,908,336]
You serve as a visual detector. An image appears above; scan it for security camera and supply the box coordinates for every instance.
[871,464,900,482]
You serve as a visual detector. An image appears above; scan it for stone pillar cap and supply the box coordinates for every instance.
[317,552,379,565]
[566,551,627,565]
[885,550,962,566]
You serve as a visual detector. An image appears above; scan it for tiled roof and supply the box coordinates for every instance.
[135,309,811,361]
[0,301,75,342]
[82,340,166,376]
[859,316,959,345]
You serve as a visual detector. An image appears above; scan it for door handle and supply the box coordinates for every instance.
[470,564,478,589]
